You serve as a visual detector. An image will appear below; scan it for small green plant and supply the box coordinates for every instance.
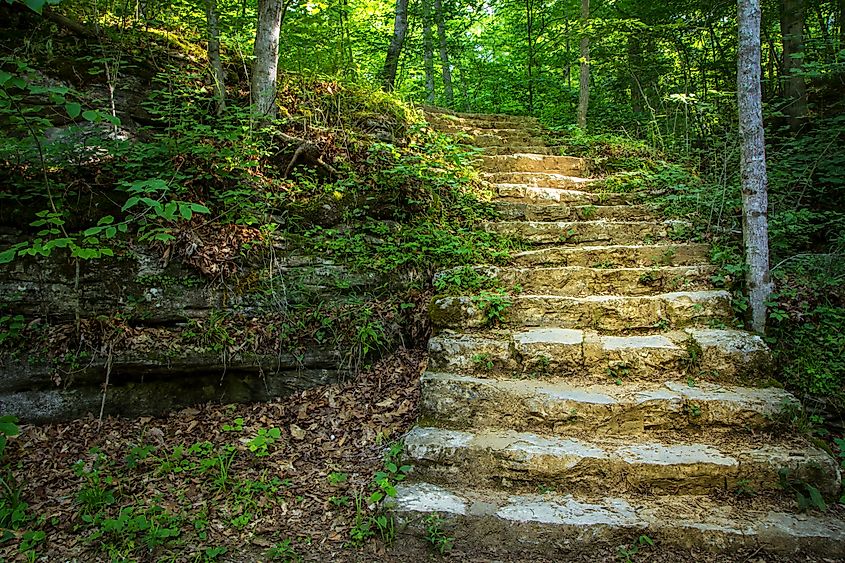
[471,353,495,371]
[472,289,512,326]
[329,495,350,507]
[327,471,348,486]
[607,363,630,385]
[580,205,597,219]
[617,534,654,562]
[778,468,827,512]
[222,417,245,432]
[424,513,454,554]
[248,427,282,457]
[73,451,117,517]
[266,538,299,561]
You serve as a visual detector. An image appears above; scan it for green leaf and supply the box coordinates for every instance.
[97,215,115,226]
[121,196,140,211]
[189,203,210,214]
[82,110,99,122]
[23,0,46,14]
[0,70,11,87]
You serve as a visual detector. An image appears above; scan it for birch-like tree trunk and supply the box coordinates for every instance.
[422,0,436,103]
[435,0,454,106]
[780,0,807,132]
[576,0,589,129]
[252,0,284,116]
[738,0,774,333]
[206,0,225,115]
[380,0,409,91]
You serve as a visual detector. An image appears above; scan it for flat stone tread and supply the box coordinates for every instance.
[421,371,796,412]
[448,264,715,278]
[404,426,837,477]
[511,243,711,264]
[430,326,765,353]
[391,482,845,556]
[489,219,691,229]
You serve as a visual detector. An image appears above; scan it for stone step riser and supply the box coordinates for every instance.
[428,328,770,381]
[391,483,845,558]
[485,172,602,188]
[482,145,557,155]
[496,188,631,206]
[437,265,714,297]
[404,428,841,497]
[426,115,540,129]
[486,221,688,246]
[430,291,733,332]
[420,373,788,435]
[494,203,653,222]
[510,244,711,268]
[479,155,587,175]
[470,134,547,147]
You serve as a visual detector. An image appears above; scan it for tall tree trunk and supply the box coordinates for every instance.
[576,0,589,129]
[422,0,436,103]
[206,0,225,115]
[738,0,774,334]
[780,0,807,132]
[435,0,454,106]
[380,0,409,91]
[252,0,283,116]
[525,0,535,113]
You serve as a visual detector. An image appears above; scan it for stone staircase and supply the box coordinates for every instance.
[390,110,845,558]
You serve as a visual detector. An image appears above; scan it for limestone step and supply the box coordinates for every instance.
[484,172,603,188]
[479,154,587,175]
[419,373,790,434]
[494,185,632,206]
[494,202,653,222]
[436,265,714,296]
[390,483,845,558]
[482,145,555,155]
[425,110,539,129]
[469,132,547,147]
[510,244,711,268]
[403,427,841,497]
[430,290,733,332]
[427,327,769,380]
[486,220,690,246]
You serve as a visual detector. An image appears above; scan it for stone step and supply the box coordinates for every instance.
[479,155,587,175]
[510,244,711,268]
[403,427,841,497]
[495,185,632,206]
[420,373,790,434]
[482,145,555,155]
[430,290,733,332]
[469,132,548,147]
[390,483,845,558]
[494,202,653,222]
[428,327,769,380]
[485,172,603,188]
[436,265,715,296]
[425,111,539,129]
[486,220,690,246]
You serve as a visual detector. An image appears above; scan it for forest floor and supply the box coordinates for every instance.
[2,347,840,562]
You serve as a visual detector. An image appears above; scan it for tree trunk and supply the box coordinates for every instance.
[422,0,436,103]
[206,0,225,115]
[435,0,454,106]
[252,0,283,116]
[738,0,774,334]
[380,0,409,91]
[576,0,589,129]
[628,33,643,114]
[780,0,807,132]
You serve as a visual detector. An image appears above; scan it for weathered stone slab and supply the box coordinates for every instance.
[494,202,653,222]
[420,372,795,433]
[479,155,587,175]
[510,243,711,268]
[390,483,845,558]
[486,220,689,245]
[404,427,841,496]
[496,185,627,205]
[430,291,733,331]
[485,172,597,189]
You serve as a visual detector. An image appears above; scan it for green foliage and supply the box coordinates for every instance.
[247,428,282,457]
[424,513,454,554]
[778,468,828,512]
[617,534,654,562]
[472,289,512,326]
